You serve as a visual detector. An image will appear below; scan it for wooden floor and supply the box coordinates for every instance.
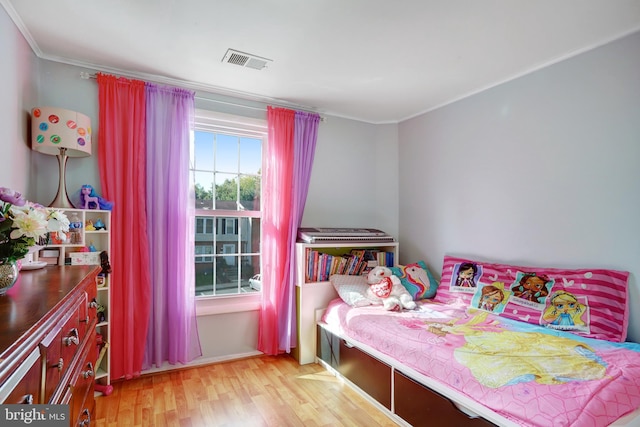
[95,354,400,427]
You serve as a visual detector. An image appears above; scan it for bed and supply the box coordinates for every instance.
[315,256,640,427]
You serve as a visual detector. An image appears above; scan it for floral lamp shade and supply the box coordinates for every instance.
[31,107,92,208]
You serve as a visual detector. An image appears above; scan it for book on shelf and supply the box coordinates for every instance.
[303,248,395,283]
[40,249,60,258]
[39,256,59,265]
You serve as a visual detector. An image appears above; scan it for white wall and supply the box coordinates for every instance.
[302,117,399,237]
[398,31,640,343]
[0,6,39,197]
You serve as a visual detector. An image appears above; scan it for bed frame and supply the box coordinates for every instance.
[315,316,640,427]
[316,321,505,426]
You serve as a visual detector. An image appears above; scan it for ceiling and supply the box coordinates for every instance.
[3,0,640,124]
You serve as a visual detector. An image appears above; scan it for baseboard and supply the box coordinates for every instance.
[140,350,264,376]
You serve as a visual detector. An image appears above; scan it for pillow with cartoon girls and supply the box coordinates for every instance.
[435,255,630,342]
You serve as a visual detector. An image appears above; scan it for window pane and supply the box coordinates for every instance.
[215,173,238,209]
[239,175,260,212]
[239,137,261,175]
[217,217,238,244]
[215,254,239,294]
[195,216,214,243]
[215,134,238,174]
[194,131,214,171]
[243,255,260,293]
[195,259,214,296]
[194,171,214,209]
[240,217,260,254]
[242,255,260,280]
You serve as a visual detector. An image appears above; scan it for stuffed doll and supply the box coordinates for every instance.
[366,266,417,311]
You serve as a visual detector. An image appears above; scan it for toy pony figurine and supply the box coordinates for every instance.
[75,185,113,210]
[81,186,99,209]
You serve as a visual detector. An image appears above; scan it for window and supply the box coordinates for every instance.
[191,110,265,297]
[196,218,214,234]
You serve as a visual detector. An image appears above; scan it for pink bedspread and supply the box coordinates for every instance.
[322,298,640,427]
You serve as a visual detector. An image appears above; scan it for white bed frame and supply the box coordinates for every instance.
[313,305,640,427]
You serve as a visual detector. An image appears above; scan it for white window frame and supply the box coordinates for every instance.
[193,109,266,315]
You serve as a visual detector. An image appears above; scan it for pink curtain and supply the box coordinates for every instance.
[259,107,295,355]
[258,107,320,355]
[143,83,201,367]
[97,73,151,379]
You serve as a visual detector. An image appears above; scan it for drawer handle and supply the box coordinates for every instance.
[51,357,64,371]
[89,298,98,309]
[78,408,91,426]
[20,394,34,404]
[80,315,90,323]
[63,328,79,346]
[82,362,94,379]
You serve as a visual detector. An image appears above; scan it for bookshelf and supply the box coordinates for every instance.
[293,240,399,364]
[37,208,112,393]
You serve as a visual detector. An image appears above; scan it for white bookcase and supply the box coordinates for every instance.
[38,208,112,391]
[293,240,399,365]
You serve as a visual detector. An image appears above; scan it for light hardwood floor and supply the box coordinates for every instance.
[95,355,400,427]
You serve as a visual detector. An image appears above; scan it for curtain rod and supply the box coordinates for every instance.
[80,72,326,121]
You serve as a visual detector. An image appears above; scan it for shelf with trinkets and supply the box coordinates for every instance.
[36,208,113,395]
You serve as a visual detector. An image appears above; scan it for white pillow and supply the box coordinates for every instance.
[330,274,372,307]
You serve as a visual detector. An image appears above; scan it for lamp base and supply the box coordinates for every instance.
[49,148,75,209]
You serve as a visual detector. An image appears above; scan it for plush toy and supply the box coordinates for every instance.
[366,266,417,311]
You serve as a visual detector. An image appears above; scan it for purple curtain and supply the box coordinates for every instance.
[278,111,320,352]
[143,83,202,367]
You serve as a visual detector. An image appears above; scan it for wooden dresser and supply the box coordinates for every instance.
[0,265,100,426]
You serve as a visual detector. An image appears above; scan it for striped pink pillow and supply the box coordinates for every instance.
[434,255,630,342]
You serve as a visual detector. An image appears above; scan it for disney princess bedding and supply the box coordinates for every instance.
[324,256,640,427]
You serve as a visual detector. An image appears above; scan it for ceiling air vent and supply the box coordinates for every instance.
[222,49,272,70]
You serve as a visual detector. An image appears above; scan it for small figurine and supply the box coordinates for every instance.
[96,274,106,287]
[88,241,97,252]
[96,303,106,323]
[94,218,106,230]
[68,212,82,230]
[100,251,112,277]
[50,232,64,244]
[85,220,95,231]
[74,184,113,210]
[68,213,82,244]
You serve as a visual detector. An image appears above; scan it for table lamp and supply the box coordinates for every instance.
[31,107,92,208]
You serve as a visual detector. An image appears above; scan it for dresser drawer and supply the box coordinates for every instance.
[41,302,81,403]
[0,348,41,404]
[68,331,96,427]
[78,282,98,341]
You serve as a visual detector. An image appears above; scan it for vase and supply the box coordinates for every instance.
[0,259,19,295]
